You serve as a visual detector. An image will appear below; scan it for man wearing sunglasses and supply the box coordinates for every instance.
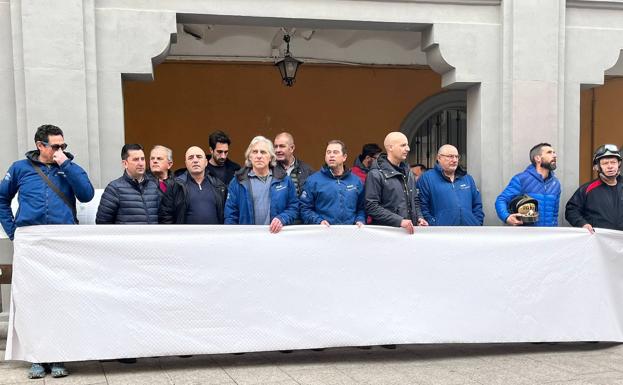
[0,124,94,379]
[565,144,623,233]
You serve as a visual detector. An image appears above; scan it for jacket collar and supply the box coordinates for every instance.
[353,156,368,172]
[525,164,555,181]
[236,165,286,182]
[433,162,466,182]
[321,164,351,179]
[371,154,408,178]
[26,149,75,166]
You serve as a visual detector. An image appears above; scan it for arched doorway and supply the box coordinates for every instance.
[400,90,467,169]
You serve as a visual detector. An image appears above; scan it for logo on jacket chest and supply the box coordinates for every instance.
[275,184,286,191]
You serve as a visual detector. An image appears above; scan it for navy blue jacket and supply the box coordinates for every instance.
[495,165,561,226]
[417,163,484,226]
[300,166,366,225]
[0,150,94,240]
[224,167,299,225]
[96,172,160,224]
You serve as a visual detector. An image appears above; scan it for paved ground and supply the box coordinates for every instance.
[3,322,623,385]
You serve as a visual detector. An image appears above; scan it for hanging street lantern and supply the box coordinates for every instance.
[275,34,303,87]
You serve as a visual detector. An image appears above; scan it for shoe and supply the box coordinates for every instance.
[117,358,137,364]
[357,346,372,350]
[50,363,69,378]
[178,355,193,358]
[279,350,293,353]
[28,363,46,379]
[381,344,396,349]
[311,348,325,352]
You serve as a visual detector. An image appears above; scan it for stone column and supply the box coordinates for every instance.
[8,0,93,176]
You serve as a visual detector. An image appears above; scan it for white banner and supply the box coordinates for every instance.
[5,225,623,362]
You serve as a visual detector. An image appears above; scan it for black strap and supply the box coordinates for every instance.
[28,160,79,224]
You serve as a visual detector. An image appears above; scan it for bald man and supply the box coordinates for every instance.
[159,146,227,224]
[274,132,314,195]
[416,144,484,226]
[365,132,428,234]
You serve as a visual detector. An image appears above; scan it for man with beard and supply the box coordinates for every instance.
[351,143,382,183]
[495,143,561,226]
[565,144,623,232]
[365,132,428,234]
[207,130,241,185]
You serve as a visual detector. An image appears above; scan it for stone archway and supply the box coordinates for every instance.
[400,90,467,168]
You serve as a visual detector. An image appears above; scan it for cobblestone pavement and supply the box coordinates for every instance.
[3,323,623,385]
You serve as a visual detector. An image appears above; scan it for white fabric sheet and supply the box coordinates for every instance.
[5,225,623,362]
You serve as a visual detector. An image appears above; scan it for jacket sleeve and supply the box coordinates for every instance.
[565,186,588,227]
[95,183,119,224]
[299,179,322,224]
[552,180,561,226]
[495,175,521,224]
[364,170,403,227]
[0,164,18,240]
[470,176,485,225]
[224,179,240,224]
[355,180,366,224]
[60,159,95,203]
[158,185,176,224]
[276,178,300,225]
[416,175,435,224]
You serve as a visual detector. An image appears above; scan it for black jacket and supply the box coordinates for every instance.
[158,170,227,224]
[565,175,623,231]
[207,158,241,185]
[277,159,314,196]
[96,173,160,224]
[364,154,423,227]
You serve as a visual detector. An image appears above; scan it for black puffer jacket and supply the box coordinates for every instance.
[96,172,160,224]
[158,170,227,224]
[364,154,423,227]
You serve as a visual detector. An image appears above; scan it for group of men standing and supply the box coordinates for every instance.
[0,124,622,378]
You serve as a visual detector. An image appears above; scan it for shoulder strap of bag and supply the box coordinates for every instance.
[28,160,78,224]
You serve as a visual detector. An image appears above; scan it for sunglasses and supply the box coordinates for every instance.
[595,144,620,157]
[40,141,68,151]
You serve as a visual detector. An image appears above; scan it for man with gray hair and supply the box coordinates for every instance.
[274,132,314,195]
[150,145,173,193]
[225,136,298,232]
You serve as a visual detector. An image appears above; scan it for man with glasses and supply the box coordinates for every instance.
[417,144,484,226]
[495,142,561,226]
[0,124,94,379]
[565,144,623,232]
